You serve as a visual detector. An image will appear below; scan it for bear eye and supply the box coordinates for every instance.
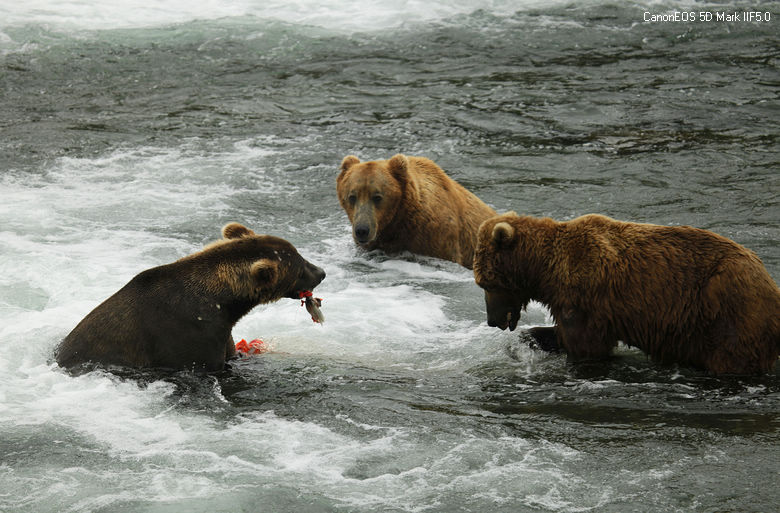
[372,194,382,205]
[348,194,357,205]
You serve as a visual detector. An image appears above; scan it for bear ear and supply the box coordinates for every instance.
[222,223,255,240]
[340,155,361,173]
[492,221,516,247]
[387,154,408,177]
[250,258,278,285]
[504,211,519,217]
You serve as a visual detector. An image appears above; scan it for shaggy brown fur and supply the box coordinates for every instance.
[337,154,497,269]
[55,223,325,372]
[473,212,780,375]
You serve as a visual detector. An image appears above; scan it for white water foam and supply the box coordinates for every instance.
[0,0,568,32]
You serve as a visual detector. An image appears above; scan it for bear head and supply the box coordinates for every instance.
[336,154,409,248]
[473,212,547,331]
[197,222,326,308]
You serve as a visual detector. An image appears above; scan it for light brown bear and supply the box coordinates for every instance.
[55,223,325,372]
[473,212,780,375]
[337,154,497,269]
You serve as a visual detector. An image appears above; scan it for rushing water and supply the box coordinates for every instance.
[1,1,778,512]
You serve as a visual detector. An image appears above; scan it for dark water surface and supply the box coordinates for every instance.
[1,2,778,512]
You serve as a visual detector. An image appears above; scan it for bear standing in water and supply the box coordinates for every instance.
[473,212,780,375]
[55,223,325,372]
[337,154,497,269]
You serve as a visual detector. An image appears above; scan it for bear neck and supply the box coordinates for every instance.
[519,218,560,304]
[177,281,250,328]
[165,263,262,327]
[216,296,261,324]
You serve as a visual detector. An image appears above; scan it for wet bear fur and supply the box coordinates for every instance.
[473,212,780,375]
[337,154,497,269]
[55,223,325,372]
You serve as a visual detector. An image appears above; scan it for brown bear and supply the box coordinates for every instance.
[55,223,326,372]
[338,153,557,346]
[473,212,780,375]
[337,154,497,269]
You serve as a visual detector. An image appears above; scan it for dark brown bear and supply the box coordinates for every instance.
[473,212,780,375]
[55,223,325,372]
[337,154,497,269]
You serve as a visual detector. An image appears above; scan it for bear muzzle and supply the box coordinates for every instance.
[487,308,521,331]
[484,290,522,331]
[354,223,372,244]
[353,220,379,247]
[287,261,326,299]
[352,206,378,246]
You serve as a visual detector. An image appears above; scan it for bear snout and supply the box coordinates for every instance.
[309,263,326,288]
[354,223,371,243]
[487,316,506,330]
[487,310,519,331]
[484,290,521,331]
[286,261,326,299]
[352,205,377,246]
